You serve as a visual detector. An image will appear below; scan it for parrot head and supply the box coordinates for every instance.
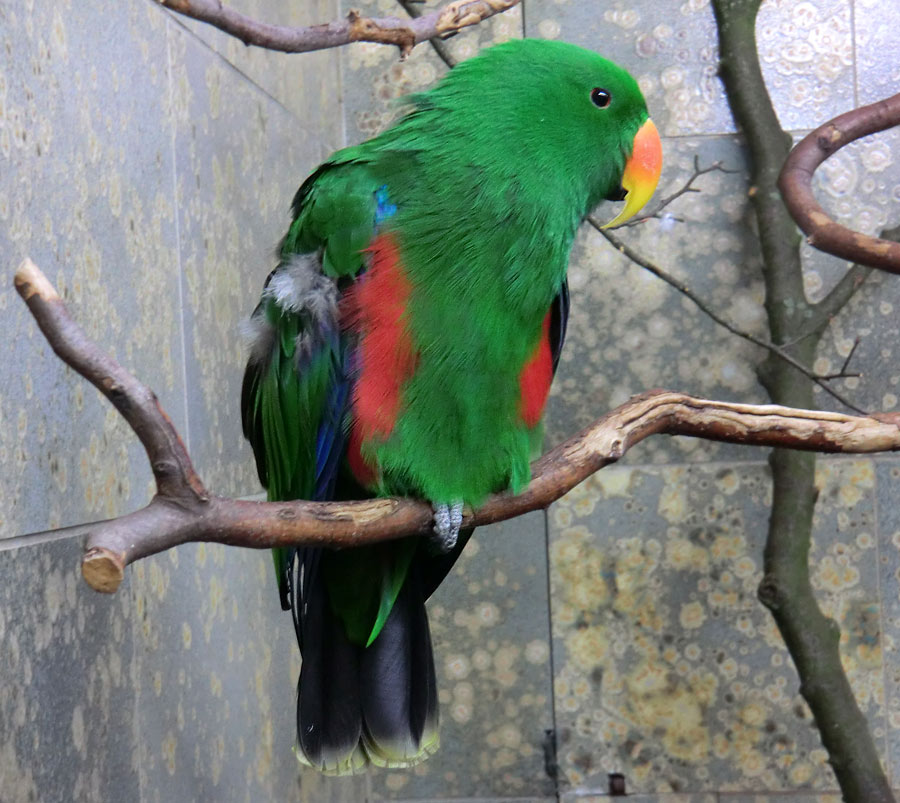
[413,38,662,228]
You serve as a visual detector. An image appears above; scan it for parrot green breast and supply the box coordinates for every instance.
[274,139,573,507]
[358,190,570,505]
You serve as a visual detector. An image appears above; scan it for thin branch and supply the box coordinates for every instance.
[618,157,739,228]
[157,0,520,59]
[802,264,872,337]
[840,336,861,375]
[779,92,900,273]
[16,258,900,595]
[590,222,867,414]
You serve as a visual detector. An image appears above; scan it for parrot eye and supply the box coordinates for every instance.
[590,88,611,109]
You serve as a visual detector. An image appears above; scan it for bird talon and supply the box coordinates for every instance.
[430,502,463,554]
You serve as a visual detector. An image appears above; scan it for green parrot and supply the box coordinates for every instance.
[241,38,661,774]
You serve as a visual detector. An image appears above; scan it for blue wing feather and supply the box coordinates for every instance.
[314,358,351,500]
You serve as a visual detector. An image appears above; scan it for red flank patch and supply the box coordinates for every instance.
[519,312,553,428]
[342,233,417,484]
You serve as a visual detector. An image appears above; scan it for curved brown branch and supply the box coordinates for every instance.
[779,92,900,273]
[157,0,519,58]
[15,260,207,505]
[16,258,900,595]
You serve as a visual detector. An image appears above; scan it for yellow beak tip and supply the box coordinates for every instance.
[601,117,663,229]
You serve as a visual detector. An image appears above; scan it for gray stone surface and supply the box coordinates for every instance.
[1,0,184,539]
[719,795,843,803]
[169,19,320,499]
[131,541,371,803]
[0,532,373,803]
[4,0,900,801]
[875,459,900,785]
[548,460,887,796]
[855,0,900,107]
[165,0,344,148]
[390,799,555,803]
[524,0,855,137]
[1,1,348,799]
[563,795,717,803]
[0,536,139,802]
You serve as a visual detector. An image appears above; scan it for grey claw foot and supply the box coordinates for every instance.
[430,501,463,554]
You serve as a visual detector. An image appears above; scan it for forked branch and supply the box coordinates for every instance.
[15,259,900,594]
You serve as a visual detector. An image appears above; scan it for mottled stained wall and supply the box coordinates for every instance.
[1,1,355,801]
[2,1,899,802]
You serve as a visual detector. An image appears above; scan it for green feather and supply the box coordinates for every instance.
[366,540,416,647]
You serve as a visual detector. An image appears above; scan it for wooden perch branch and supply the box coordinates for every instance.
[157,0,520,58]
[779,91,900,272]
[15,258,900,594]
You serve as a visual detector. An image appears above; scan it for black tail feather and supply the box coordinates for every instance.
[293,550,440,772]
[420,527,473,600]
[296,549,365,773]
[360,568,438,764]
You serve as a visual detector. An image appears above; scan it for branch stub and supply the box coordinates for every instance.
[82,547,126,593]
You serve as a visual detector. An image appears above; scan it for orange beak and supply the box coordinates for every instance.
[602,118,663,228]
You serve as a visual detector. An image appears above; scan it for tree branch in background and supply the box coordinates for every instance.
[593,221,867,413]
[156,0,520,58]
[16,258,900,600]
[619,157,739,227]
[713,0,897,800]
[396,0,457,68]
[779,92,900,273]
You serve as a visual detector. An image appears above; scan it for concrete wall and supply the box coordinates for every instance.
[2,0,899,801]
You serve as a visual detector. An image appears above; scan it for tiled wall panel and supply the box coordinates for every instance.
[4,0,900,800]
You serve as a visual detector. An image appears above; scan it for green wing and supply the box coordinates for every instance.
[241,148,417,645]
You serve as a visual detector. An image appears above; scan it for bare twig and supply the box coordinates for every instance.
[618,157,739,228]
[818,335,861,380]
[801,264,872,337]
[16,258,900,596]
[157,0,519,58]
[590,222,867,414]
[779,92,900,273]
